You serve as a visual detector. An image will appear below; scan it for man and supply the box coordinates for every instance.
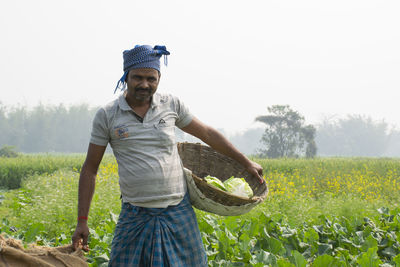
[72,44,264,266]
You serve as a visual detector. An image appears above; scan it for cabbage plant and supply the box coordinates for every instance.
[204,175,227,191]
[224,177,253,198]
[204,175,253,198]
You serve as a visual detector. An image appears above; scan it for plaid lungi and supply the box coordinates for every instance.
[108,194,208,267]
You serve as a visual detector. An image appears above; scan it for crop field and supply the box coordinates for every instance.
[1,155,400,266]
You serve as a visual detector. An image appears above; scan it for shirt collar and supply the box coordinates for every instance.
[118,93,131,111]
[118,92,160,111]
[151,93,160,108]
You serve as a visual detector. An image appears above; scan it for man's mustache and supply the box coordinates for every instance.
[135,87,151,92]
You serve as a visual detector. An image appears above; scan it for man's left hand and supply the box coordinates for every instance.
[245,161,264,184]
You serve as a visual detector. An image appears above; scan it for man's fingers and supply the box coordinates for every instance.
[249,168,264,184]
[82,234,89,251]
[72,240,79,250]
[259,169,264,183]
[254,165,264,183]
[72,236,81,250]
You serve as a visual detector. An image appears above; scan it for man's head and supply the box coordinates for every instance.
[114,45,170,93]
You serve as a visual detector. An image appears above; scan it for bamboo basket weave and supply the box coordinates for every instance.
[177,142,268,215]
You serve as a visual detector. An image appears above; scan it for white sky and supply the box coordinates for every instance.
[1,0,399,134]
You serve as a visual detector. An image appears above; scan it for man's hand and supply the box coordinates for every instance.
[245,160,264,184]
[72,221,90,252]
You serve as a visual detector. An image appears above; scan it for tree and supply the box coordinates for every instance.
[303,125,317,158]
[0,145,19,158]
[228,128,264,156]
[316,115,391,157]
[255,105,317,158]
[385,129,400,157]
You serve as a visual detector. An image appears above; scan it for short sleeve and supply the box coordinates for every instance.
[174,97,193,129]
[90,108,110,146]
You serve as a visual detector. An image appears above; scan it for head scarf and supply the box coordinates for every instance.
[114,45,170,93]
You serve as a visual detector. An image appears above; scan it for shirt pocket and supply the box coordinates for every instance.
[154,120,176,145]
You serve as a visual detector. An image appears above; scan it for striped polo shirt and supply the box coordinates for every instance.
[90,92,193,208]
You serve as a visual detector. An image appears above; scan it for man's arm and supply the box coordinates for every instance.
[72,143,106,251]
[181,117,264,183]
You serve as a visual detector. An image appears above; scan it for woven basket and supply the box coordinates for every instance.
[177,142,268,216]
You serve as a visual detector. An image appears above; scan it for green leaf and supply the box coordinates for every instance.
[24,222,45,243]
[303,228,319,255]
[317,243,333,255]
[312,225,324,234]
[289,250,307,267]
[271,213,285,224]
[262,227,271,239]
[393,253,400,266]
[198,216,216,235]
[332,223,347,235]
[304,228,319,243]
[354,231,365,245]
[356,247,382,267]
[208,259,233,267]
[223,216,238,233]
[281,226,297,238]
[109,212,119,224]
[377,207,389,216]
[250,250,277,266]
[260,236,286,256]
[238,232,253,256]
[361,235,378,252]
[312,255,341,267]
[249,217,260,237]
[335,248,353,267]
[277,258,296,267]
[380,246,398,258]
[217,232,230,252]
[94,253,109,264]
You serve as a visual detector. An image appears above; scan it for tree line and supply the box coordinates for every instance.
[0,102,399,157]
[0,103,96,153]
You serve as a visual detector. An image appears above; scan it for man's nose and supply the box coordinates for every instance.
[140,80,150,88]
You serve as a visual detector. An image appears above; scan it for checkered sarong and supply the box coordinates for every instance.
[108,194,208,267]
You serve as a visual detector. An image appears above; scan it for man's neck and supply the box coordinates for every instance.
[125,93,151,118]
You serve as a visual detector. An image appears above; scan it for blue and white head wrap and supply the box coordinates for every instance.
[114,45,170,93]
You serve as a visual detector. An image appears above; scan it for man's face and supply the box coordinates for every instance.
[126,68,160,102]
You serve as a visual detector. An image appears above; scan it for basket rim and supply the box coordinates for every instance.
[178,142,268,206]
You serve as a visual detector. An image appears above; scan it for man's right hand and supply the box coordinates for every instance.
[72,221,90,252]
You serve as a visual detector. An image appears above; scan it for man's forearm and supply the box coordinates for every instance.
[77,167,97,218]
[202,127,252,168]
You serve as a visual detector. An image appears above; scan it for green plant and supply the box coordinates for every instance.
[0,145,19,158]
